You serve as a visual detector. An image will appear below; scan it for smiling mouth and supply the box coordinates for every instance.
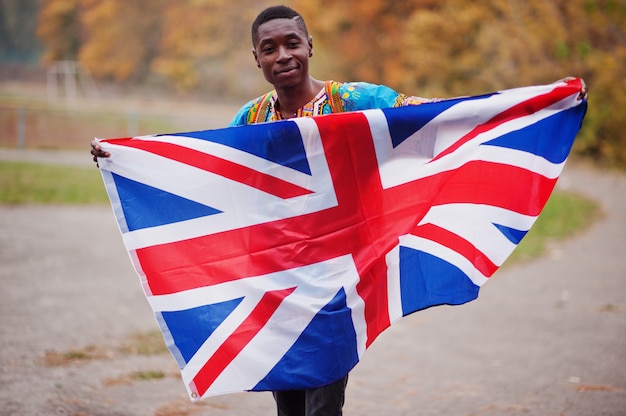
[276,66,298,75]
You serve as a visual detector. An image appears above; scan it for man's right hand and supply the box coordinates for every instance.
[90,140,110,168]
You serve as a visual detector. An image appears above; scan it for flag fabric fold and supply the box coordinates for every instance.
[97,79,587,400]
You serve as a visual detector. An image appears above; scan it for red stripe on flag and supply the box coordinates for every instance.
[383,160,557,217]
[135,207,361,295]
[129,111,559,345]
[110,139,313,199]
[314,111,394,346]
[412,223,499,277]
[136,161,554,297]
[190,286,296,398]
[429,161,557,216]
[431,83,578,162]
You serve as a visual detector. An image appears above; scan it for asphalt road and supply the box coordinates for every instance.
[0,149,624,415]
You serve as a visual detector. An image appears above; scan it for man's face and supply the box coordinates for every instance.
[253,18,312,90]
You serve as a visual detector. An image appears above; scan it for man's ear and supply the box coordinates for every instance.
[252,48,260,68]
[308,36,313,57]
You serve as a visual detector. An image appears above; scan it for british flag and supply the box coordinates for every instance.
[97,79,586,400]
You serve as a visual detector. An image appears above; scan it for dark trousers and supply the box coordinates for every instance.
[272,375,349,416]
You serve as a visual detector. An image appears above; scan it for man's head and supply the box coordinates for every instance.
[250,5,314,90]
[251,5,309,47]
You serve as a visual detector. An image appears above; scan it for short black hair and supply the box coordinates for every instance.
[251,5,309,47]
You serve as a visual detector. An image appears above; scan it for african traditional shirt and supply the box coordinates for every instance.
[228,81,430,126]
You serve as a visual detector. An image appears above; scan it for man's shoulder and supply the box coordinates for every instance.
[341,81,394,89]
[228,101,253,127]
[338,81,400,111]
[228,91,276,127]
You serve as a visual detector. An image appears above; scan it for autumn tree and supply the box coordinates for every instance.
[78,0,166,82]
[293,0,440,85]
[0,0,42,62]
[295,0,626,165]
[37,0,81,63]
[34,0,626,165]
[152,0,267,93]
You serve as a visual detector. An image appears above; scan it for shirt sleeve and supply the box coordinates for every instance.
[340,82,432,111]
[228,101,255,127]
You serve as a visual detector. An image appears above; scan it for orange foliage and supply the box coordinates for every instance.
[152,0,252,90]
[35,0,626,165]
[294,0,626,165]
[78,0,165,82]
[37,0,81,64]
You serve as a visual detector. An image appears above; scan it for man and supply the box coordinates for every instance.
[227,6,435,416]
[228,6,431,127]
[90,5,587,415]
[89,5,428,166]
[89,6,429,414]
[89,7,427,414]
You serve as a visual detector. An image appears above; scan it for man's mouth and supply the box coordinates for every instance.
[276,66,298,75]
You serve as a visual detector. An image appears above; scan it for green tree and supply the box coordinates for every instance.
[0,0,42,62]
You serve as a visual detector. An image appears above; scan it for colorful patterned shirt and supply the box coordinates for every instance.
[228,81,430,126]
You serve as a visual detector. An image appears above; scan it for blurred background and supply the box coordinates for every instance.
[1,4,625,414]
[1,0,625,168]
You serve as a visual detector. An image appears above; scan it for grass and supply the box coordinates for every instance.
[131,370,166,381]
[121,330,169,356]
[42,345,110,366]
[0,160,601,262]
[0,160,109,204]
[505,189,600,264]
[42,331,168,368]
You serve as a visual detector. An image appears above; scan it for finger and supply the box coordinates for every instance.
[579,81,588,101]
[91,146,110,158]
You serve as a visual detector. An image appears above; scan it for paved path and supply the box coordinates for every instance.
[1,150,625,415]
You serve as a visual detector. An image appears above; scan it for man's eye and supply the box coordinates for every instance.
[263,47,275,54]
[288,42,300,48]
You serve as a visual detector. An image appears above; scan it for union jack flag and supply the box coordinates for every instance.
[97,79,586,400]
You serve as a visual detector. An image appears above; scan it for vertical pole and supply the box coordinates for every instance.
[47,67,58,104]
[17,106,25,149]
[64,61,78,104]
[127,112,138,137]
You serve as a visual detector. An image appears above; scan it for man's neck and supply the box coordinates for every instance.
[275,77,325,115]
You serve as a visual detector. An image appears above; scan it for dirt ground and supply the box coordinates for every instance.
[1,148,625,416]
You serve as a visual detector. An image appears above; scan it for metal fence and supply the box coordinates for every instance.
[1,104,141,149]
[0,101,235,150]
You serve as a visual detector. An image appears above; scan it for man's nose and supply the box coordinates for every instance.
[277,46,291,61]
